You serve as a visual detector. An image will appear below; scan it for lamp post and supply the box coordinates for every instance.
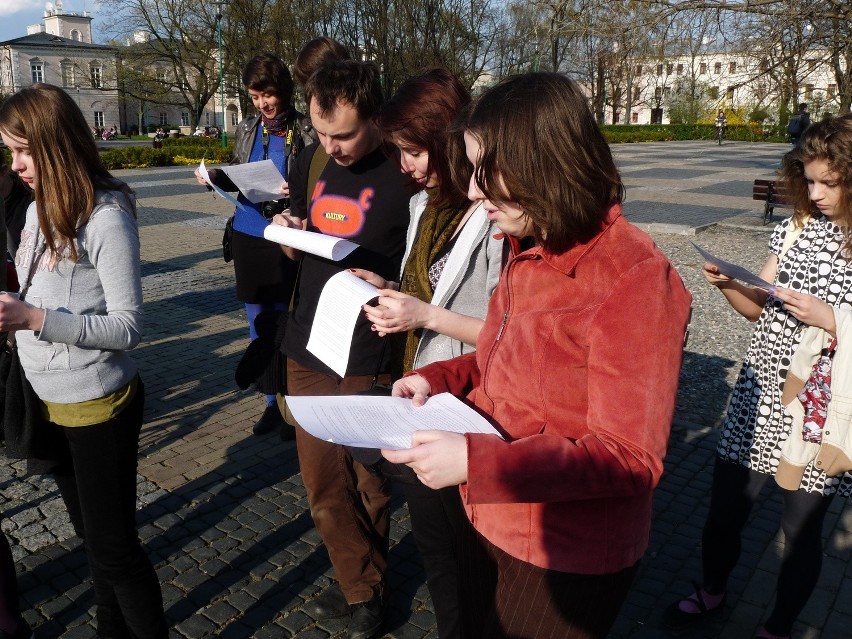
[215,0,227,148]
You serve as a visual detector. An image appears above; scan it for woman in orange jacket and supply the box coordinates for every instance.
[384,73,692,639]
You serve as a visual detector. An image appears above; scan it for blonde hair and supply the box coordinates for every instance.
[0,83,130,261]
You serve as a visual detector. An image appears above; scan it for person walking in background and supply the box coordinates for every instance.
[353,68,504,638]
[0,83,167,639]
[271,60,416,639]
[385,73,692,639]
[195,53,309,437]
[787,102,811,146]
[666,114,852,639]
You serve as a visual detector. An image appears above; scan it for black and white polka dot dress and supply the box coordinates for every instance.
[717,215,852,496]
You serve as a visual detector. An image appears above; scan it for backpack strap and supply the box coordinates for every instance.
[307,144,330,203]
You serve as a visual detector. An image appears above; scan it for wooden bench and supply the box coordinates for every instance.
[753,179,794,225]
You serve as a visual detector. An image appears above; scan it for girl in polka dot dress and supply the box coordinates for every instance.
[667,114,852,638]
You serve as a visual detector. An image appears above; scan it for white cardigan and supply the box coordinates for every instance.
[778,307,852,489]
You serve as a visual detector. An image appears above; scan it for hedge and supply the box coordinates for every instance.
[601,124,788,144]
[95,123,790,169]
[100,141,233,170]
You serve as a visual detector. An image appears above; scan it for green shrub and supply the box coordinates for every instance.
[100,142,233,169]
[600,124,788,144]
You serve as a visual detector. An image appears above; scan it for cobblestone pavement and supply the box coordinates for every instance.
[1,141,850,638]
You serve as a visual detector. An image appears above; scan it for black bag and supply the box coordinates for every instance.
[222,215,235,263]
[0,334,63,461]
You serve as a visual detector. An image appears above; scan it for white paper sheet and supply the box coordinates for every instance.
[307,271,380,376]
[286,392,503,449]
[198,159,240,207]
[217,160,286,203]
[691,241,774,291]
[263,224,359,261]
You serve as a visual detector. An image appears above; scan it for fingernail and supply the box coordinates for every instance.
[371,325,377,331]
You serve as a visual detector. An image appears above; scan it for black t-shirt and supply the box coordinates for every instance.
[284,143,415,376]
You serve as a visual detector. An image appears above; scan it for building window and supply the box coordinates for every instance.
[726,86,734,100]
[666,63,673,74]
[181,112,189,126]
[729,61,737,73]
[805,84,814,99]
[90,65,102,88]
[31,62,44,83]
[656,63,663,75]
[94,111,104,127]
[631,111,638,124]
[159,112,168,125]
[61,62,75,88]
[635,64,642,75]
[676,63,683,75]
[156,70,168,85]
[699,63,707,74]
[70,29,81,41]
[654,86,662,99]
[632,86,640,101]
[828,84,836,98]
[714,62,721,74]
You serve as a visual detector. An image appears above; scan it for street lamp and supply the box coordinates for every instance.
[215,0,227,148]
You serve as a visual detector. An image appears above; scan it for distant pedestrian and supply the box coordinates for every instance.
[668,114,852,639]
[787,102,811,146]
[0,83,168,639]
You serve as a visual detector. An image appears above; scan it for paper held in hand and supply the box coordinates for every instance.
[285,392,504,450]
[197,159,289,205]
[263,224,358,261]
[691,241,774,291]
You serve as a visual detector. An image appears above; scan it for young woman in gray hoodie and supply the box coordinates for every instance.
[0,83,167,639]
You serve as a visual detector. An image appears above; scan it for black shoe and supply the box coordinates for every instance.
[280,420,297,441]
[303,584,349,620]
[0,618,34,639]
[347,597,383,639]
[253,404,284,435]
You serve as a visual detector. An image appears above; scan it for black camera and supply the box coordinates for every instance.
[261,198,290,220]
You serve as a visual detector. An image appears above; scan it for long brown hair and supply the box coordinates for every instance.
[463,73,624,253]
[376,68,471,209]
[0,83,127,261]
[780,114,852,252]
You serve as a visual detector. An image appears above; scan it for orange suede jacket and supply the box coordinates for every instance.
[415,205,692,574]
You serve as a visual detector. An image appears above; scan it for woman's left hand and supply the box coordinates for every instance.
[382,430,468,489]
[278,180,290,198]
[0,294,44,332]
[363,289,435,335]
[773,287,836,333]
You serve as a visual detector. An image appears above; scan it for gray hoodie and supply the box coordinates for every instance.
[15,188,143,403]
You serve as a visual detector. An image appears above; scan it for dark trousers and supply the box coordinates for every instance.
[287,358,391,603]
[702,457,834,636]
[403,482,466,639]
[457,515,637,639]
[53,380,167,639]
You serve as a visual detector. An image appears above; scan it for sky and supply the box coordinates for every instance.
[0,0,106,44]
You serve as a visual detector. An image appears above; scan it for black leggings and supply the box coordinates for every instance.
[702,458,834,635]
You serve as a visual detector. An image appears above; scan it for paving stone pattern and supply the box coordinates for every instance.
[1,143,850,638]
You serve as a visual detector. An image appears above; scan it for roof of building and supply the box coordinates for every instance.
[0,32,113,50]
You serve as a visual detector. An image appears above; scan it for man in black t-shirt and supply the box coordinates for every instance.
[274,60,414,639]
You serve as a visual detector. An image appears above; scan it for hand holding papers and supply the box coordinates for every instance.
[198,159,240,207]
[306,271,378,376]
[285,392,504,449]
[691,242,774,291]
[263,224,359,261]
[197,159,287,205]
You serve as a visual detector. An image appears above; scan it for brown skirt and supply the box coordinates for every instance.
[457,517,638,639]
